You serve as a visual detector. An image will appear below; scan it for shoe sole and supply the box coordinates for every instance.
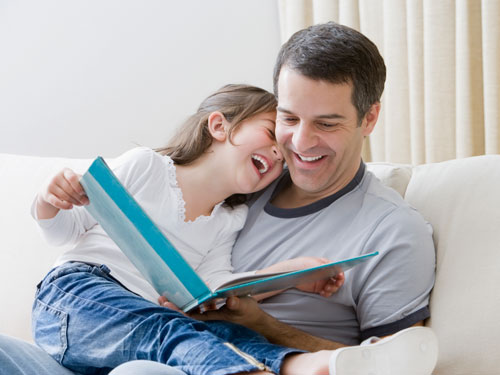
[330,326,438,375]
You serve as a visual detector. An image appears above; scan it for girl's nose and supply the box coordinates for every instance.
[272,144,283,161]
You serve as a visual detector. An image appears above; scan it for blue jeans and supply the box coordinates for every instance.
[32,262,299,375]
[0,333,185,375]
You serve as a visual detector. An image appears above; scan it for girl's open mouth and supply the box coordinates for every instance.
[251,154,270,174]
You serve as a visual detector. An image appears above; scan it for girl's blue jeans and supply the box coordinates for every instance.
[32,262,300,375]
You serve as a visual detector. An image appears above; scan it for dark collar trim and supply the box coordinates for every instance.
[264,161,366,218]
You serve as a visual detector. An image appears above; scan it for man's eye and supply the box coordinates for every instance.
[318,122,337,128]
[280,117,297,124]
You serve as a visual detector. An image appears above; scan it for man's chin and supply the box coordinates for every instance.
[287,174,321,194]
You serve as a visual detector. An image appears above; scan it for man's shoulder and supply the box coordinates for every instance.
[353,172,434,259]
[362,170,408,206]
[352,171,414,219]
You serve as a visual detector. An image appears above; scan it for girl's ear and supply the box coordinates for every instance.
[207,111,228,142]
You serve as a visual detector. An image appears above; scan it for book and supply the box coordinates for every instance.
[80,156,379,312]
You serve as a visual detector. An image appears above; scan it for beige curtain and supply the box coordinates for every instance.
[278,0,500,164]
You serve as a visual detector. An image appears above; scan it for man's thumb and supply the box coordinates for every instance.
[226,296,241,311]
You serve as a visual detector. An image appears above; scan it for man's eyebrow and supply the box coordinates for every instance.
[277,107,293,114]
[277,107,346,120]
[317,113,346,120]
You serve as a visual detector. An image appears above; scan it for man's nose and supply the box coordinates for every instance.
[292,122,317,152]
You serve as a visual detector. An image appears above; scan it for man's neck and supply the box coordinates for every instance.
[270,163,364,209]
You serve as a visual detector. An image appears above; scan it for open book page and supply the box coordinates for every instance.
[211,252,378,298]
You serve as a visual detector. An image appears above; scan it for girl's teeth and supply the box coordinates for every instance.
[298,154,323,162]
[252,155,269,174]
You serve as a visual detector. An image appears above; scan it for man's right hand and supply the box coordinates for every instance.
[190,295,346,351]
[189,296,267,332]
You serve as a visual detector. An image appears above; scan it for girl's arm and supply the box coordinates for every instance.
[33,168,95,246]
[253,257,345,300]
[36,168,88,219]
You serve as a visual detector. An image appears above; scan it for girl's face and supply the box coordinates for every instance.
[224,111,283,194]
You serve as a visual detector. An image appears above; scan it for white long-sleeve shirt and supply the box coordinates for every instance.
[33,147,249,303]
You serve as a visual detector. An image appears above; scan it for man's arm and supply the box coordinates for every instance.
[191,296,347,351]
[160,295,425,351]
[190,296,426,351]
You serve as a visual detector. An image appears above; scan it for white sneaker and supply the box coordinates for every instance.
[329,326,438,375]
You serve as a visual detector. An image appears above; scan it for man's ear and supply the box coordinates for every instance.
[207,111,228,142]
[361,102,381,136]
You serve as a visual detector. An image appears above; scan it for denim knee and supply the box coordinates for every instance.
[32,299,69,363]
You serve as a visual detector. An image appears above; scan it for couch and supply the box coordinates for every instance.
[1,152,499,374]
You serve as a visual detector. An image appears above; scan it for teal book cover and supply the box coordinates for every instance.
[80,157,378,312]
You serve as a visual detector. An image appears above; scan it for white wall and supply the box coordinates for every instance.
[0,0,281,158]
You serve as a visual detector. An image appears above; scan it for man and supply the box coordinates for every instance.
[195,21,437,372]
[0,22,437,375]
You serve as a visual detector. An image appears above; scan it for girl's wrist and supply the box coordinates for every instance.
[36,194,60,220]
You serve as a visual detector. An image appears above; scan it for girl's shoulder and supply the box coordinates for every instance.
[108,147,171,189]
[215,202,248,231]
[110,146,154,167]
[111,147,171,173]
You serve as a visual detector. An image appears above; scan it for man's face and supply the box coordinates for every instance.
[275,67,378,201]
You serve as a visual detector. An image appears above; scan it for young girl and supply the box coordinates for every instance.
[32,84,344,375]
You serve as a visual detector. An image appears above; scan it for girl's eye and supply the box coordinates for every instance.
[267,128,276,139]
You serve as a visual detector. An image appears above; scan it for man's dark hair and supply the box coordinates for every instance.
[273,22,386,123]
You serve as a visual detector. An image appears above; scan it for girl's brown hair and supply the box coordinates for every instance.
[156,84,277,206]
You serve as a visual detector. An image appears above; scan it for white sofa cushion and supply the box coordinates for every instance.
[0,154,91,341]
[404,155,500,375]
[366,162,413,197]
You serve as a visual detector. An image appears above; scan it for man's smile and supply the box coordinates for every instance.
[296,154,324,162]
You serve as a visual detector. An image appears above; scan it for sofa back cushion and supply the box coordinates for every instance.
[366,162,413,197]
[404,155,500,375]
[0,154,91,341]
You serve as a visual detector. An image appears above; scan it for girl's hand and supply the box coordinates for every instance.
[158,295,221,316]
[257,256,345,298]
[158,296,187,315]
[36,168,89,219]
[295,271,345,297]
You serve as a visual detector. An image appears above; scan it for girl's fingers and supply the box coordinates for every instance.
[63,169,86,197]
[49,183,82,206]
[319,273,346,297]
[56,170,88,205]
[45,191,74,210]
[335,272,345,286]
[43,169,87,209]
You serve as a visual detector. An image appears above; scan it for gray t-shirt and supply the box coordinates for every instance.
[231,163,435,345]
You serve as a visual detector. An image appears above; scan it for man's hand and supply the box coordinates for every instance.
[158,295,266,332]
[191,296,346,351]
[190,296,267,332]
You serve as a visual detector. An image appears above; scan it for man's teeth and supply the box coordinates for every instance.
[252,155,269,174]
[298,154,323,162]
